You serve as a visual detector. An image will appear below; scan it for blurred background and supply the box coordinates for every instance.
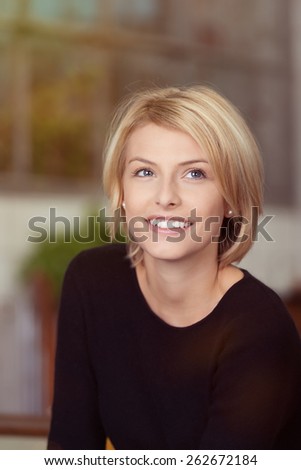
[0,0,301,449]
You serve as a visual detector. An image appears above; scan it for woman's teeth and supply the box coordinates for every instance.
[149,219,192,229]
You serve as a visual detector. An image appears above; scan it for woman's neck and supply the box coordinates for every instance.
[136,253,242,327]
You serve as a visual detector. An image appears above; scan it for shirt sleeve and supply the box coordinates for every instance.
[47,257,106,450]
[199,307,301,450]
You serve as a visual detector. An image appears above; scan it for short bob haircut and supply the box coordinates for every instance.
[102,85,263,268]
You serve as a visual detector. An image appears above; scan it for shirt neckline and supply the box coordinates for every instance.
[128,261,250,331]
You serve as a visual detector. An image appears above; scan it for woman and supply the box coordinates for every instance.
[48,85,301,450]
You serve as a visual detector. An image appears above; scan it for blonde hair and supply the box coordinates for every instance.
[102,85,263,267]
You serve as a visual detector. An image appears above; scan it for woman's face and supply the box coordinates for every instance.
[122,122,227,264]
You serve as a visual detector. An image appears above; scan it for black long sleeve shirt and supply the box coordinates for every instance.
[48,243,301,449]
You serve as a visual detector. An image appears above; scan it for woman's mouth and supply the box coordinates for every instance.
[148,216,193,233]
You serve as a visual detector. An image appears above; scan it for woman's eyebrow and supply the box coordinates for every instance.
[178,159,209,166]
[127,157,209,166]
[128,157,157,165]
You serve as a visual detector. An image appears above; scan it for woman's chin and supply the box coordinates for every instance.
[138,240,206,264]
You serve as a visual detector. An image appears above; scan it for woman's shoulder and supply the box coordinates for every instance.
[239,269,288,312]
[72,242,127,266]
[224,268,300,342]
[65,243,129,285]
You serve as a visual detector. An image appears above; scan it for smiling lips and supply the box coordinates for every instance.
[148,217,193,231]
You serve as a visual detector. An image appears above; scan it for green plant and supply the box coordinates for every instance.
[21,211,126,301]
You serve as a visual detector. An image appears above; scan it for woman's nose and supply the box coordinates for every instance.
[155,179,181,208]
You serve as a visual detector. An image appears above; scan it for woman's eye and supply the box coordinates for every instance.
[134,168,154,177]
[186,169,206,179]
